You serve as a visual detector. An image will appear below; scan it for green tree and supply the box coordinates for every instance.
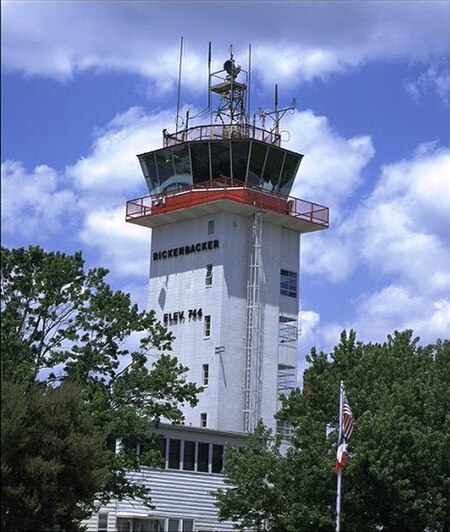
[215,423,287,532]
[1,246,203,529]
[215,330,450,532]
[1,381,108,531]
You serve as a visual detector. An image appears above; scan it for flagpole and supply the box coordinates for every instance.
[335,380,344,532]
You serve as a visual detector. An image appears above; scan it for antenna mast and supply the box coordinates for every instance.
[207,42,212,117]
[209,45,248,126]
[175,36,184,134]
[247,44,252,124]
[259,88,296,142]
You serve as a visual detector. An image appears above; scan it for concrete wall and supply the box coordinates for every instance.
[148,208,300,433]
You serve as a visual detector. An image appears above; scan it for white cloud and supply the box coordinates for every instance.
[286,110,374,282]
[298,143,450,350]
[354,285,450,344]
[299,310,320,344]
[406,63,450,105]
[288,110,374,214]
[3,1,448,88]
[358,147,450,293]
[65,107,172,199]
[301,230,358,283]
[300,144,450,293]
[337,146,450,343]
[1,160,78,239]
[79,207,150,278]
[297,309,344,367]
[253,45,347,85]
[1,106,163,279]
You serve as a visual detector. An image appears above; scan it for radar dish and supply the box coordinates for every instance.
[223,59,241,77]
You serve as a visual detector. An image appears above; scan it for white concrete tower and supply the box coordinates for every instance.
[126,49,329,434]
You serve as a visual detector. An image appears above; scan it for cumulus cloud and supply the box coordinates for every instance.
[358,147,450,293]
[406,63,450,105]
[288,110,374,213]
[287,109,374,282]
[342,146,450,344]
[354,286,450,344]
[65,106,172,198]
[301,144,450,350]
[1,160,78,239]
[297,309,345,370]
[1,106,166,278]
[1,158,152,284]
[2,1,448,89]
[253,45,347,86]
[79,207,150,278]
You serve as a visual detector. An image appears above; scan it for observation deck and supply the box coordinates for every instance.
[129,48,329,236]
[163,123,282,148]
[126,177,329,233]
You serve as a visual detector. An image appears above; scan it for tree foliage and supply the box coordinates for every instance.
[215,423,287,532]
[215,330,450,531]
[1,246,203,530]
[1,381,108,531]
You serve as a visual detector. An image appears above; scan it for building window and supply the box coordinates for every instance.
[280,269,298,298]
[279,315,298,344]
[277,364,296,396]
[168,520,194,532]
[158,436,167,465]
[168,439,181,469]
[182,520,194,532]
[212,444,224,473]
[203,315,211,338]
[168,519,179,532]
[202,363,209,386]
[276,420,293,439]
[138,435,166,467]
[183,440,196,471]
[207,220,215,235]
[106,437,116,453]
[197,441,209,471]
[117,518,164,532]
[205,264,213,287]
[116,519,129,532]
[200,412,208,428]
[158,437,226,474]
[98,513,108,532]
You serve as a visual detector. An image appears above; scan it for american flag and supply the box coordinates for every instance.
[342,394,353,441]
[335,391,353,472]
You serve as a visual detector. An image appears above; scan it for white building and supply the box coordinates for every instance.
[84,50,328,532]
[84,424,247,532]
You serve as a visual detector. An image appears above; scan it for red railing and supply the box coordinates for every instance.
[126,179,329,228]
[163,123,282,147]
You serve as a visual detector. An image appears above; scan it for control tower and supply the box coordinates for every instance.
[126,50,329,434]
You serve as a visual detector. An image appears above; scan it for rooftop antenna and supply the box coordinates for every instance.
[208,42,212,118]
[275,84,279,137]
[209,44,248,127]
[175,36,184,134]
[258,87,296,143]
[247,44,252,124]
[186,42,213,124]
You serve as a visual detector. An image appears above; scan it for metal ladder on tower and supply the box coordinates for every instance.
[243,211,264,433]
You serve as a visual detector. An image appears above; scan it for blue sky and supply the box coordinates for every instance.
[2,1,449,369]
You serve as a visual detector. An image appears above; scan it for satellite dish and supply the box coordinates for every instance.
[223,59,241,77]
